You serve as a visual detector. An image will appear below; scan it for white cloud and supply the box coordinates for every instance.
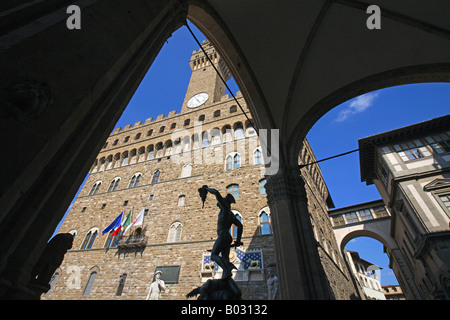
[335,92,379,122]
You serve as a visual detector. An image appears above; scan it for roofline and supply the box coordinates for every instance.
[328,199,384,215]
[358,114,450,184]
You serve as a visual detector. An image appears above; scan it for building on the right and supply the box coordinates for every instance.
[382,285,406,300]
[358,114,450,300]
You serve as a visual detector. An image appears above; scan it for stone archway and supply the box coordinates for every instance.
[1,1,449,299]
[336,218,396,253]
[288,65,450,166]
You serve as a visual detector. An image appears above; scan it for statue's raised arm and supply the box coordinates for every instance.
[199,185,240,279]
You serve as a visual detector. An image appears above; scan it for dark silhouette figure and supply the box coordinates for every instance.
[186,277,242,300]
[29,233,73,297]
[199,185,243,279]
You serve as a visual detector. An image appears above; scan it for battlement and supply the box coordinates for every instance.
[111,91,243,135]
[188,40,230,80]
[191,40,214,56]
[112,110,179,134]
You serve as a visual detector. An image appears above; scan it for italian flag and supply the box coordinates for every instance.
[123,208,145,235]
[112,210,132,236]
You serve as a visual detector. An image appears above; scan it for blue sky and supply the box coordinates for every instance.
[58,21,449,287]
[307,83,449,285]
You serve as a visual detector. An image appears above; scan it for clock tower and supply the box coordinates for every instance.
[181,40,231,113]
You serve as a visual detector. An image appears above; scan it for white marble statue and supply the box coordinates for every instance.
[146,270,166,300]
[267,267,279,300]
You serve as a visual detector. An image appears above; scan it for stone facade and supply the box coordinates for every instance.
[359,115,450,299]
[43,41,356,300]
[299,140,356,299]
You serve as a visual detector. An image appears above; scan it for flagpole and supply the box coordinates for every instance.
[131,206,134,234]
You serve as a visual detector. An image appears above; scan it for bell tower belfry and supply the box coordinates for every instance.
[181,40,231,113]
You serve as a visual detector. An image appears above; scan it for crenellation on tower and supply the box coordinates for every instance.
[144,117,153,124]
[104,95,250,156]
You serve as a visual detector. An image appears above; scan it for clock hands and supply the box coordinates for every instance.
[187,93,209,108]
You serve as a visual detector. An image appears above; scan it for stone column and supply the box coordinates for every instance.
[0,0,187,299]
[265,166,331,299]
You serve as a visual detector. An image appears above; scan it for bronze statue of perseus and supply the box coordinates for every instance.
[198,185,243,278]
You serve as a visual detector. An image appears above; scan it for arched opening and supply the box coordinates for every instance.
[4,1,449,301]
[53,17,448,299]
[306,83,450,208]
[46,14,448,301]
[343,235,399,300]
[305,82,450,300]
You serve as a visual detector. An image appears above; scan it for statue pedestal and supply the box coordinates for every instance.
[186,277,242,300]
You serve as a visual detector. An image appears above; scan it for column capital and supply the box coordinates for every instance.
[265,166,306,205]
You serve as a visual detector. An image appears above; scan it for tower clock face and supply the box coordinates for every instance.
[187,92,209,108]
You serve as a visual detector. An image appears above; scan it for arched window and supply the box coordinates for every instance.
[83,271,97,296]
[259,179,267,195]
[138,147,146,162]
[227,184,239,199]
[230,211,242,238]
[254,149,262,165]
[165,140,173,156]
[133,227,143,237]
[193,134,200,149]
[230,105,237,113]
[108,178,120,192]
[89,181,101,195]
[146,145,154,160]
[180,163,192,178]
[233,154,241,169]
[134,133,141,140]
[246,126,257,137]
[182,136,191,152]
[259,211,272,235]
[222,125,232,142]
[202,132,210,146]
[81,229,98,250]
[113,153,121,168]
[123,136,130,143]
[178,195,185,207]
[173,139,181,154]
[121,151,129,166]
[159,126,165,133]
[225,153,241,170]
[226,154,233,170]
[128,173,141,188]
[152,170,160,184]
[213,110,220,117]
[211,128,221,145]
[234,124,244,140]
[155,143,164,158]
[168,222,182,242]
[198,114,205,122]
[105,230,119,248]
[105,156,113,170]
